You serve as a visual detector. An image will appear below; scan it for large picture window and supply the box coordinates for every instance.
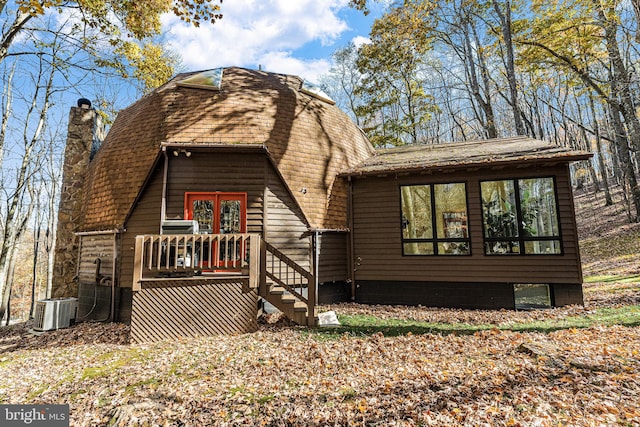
[401,183,470,255]
[481,177,562,255]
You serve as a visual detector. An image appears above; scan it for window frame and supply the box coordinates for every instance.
[400,182,472,256]
[480,176,564,256]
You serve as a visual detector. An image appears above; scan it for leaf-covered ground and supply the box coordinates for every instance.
[0,188,639,426]
[1,297,639,427]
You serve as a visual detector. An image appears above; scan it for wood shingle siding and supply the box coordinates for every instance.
[80,67,373,234]
[61,66,593,328]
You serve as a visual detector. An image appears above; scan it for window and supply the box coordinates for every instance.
[401,183,470,255]
[514,284,552,309]
[481,177,561,255]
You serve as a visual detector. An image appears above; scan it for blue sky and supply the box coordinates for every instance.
[161,0,384,83]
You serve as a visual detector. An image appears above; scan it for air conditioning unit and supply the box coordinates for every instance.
[33,298,78,332]
[161,220,199,235]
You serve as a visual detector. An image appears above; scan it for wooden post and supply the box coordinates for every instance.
[308,232,318,326]
[133,236,144,291]
[259,236,267,298]
[249,234,260,289]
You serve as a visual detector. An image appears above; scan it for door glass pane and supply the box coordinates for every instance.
[220,200,241,234]
[481,180,518,238]
[401,185,432,239]
[192,200,214,234]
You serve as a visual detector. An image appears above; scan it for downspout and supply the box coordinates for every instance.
[347,176,356,301]
[161,147,169,226]
[314,230,320,304]
[110,233,118,322]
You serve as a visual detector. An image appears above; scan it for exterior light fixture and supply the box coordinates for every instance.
[172,149,192,157]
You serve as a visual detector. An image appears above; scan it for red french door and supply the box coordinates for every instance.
[184,192,247,270]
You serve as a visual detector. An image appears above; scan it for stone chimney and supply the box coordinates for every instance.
[51,99,104,298]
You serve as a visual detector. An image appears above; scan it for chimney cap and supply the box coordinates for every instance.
[77,98,91,109]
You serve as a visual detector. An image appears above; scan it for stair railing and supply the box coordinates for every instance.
[261,240,316,325]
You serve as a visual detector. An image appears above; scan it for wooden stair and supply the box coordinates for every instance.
[263,285,311,325]
[259,241,317,326]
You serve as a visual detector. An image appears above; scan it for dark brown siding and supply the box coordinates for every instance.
[121,151,315,285]
[77,233,115,320]
[317,232,348,283]
[351,164,583,307]
[356,281,516,309]
[165,152,266,233]
[119,162,165,288]
[265,162,311,270]
[316,232,350,304]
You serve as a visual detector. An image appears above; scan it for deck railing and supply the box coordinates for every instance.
[132,233,315,325]
[133,233,260,291]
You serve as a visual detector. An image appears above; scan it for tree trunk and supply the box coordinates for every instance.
[465,18,498,139]
[492,0,526,135]
[588,93,613,205]
[608,104,640,221]
[599,8,640,154]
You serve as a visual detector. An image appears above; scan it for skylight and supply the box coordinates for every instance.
[178,68,224,90]
[300,81,335,105]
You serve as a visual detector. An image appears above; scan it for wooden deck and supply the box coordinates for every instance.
[130,233,316,341]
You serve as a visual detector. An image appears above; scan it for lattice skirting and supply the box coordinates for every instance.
[130,278,258,343]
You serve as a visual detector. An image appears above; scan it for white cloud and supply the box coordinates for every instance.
[162,0,352,82]
[258,52,332,83]
[351,36,371,48]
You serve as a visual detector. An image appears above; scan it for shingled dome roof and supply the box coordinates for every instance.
[80,67,374,231]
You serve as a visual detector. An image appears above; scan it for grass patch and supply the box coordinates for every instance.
[0,357,11,369]
[81,348,151,380]
[308,306,640,339]
[124,378,161,396]
[26,384,49,401]
[584,274,640,283]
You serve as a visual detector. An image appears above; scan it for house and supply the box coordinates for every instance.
[52,67,591,341]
